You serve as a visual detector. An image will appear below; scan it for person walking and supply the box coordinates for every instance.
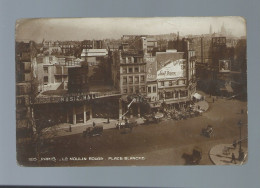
[93,122,96,127]
[231,153,236,164]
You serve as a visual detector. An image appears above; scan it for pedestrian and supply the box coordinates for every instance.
[69,125,72,132]
[231,153,236,164]
[233,140,237,149]
[93,122,96,127]
[213,97,215,103]
[107,117,110,123]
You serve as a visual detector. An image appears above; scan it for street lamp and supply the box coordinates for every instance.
[237,120,244,161]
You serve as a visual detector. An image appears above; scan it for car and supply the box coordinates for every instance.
[83,125,103,137]
[201,125,213,138]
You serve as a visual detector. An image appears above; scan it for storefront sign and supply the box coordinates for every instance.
[157,59,186,80]
[34,91,120,104]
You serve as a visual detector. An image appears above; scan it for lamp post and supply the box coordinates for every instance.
[237,120,244,161]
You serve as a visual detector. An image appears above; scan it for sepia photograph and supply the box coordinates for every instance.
[15,17,247,167]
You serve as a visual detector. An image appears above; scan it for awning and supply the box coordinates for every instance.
[192,93,202,100]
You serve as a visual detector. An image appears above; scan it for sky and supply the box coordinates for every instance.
[16,17,246,42]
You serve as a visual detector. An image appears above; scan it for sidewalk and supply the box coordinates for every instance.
[209,144,248,165]
[41,118,118,139]
[41,117,146,139]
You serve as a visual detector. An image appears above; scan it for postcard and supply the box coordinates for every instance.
[16,17,247,166]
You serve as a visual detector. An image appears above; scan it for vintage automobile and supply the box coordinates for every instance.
[116,118,137,130]
[201,125,213,138]
[191,147,202,165]
[83,125,103,137]
[143,114,157,124]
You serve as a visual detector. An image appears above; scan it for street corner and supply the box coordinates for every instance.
[209,144,247,165]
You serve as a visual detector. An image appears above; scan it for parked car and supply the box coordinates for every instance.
[83,125,103,137]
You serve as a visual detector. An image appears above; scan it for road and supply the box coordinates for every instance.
[17,97,247,166]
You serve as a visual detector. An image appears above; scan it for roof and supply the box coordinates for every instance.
[81,49,108,57]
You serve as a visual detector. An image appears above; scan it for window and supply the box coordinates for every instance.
[44,67,48,74]
[44,76,48,83]
[128,57,132,63]
[134,57,137,63]
[165,92,173,99]
[161,81,164,86]
[129,87,133,93]
[153,86,156,93]
[55,76,62,83]
[175,91,179,98]
[134,76,139,84]
[123,76,127,85]
[128,67,133,73]
[148,86,151,93]
[180,90,187,98]
[140,75,144,83]
[135,86,139,94]
[122,58,126,64]
[123,88,127,94]
[56,66,62,74]
[135,67,139,73]
[122,67,127,74]
[18,86,25,95]
[140,66,145,72]
[129,76,133,84]
[141,86,145,93]
[169,81,172,86]
[82,75,86,84]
